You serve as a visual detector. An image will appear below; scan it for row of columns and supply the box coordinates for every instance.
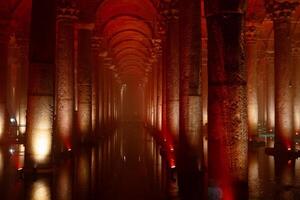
[0,0,121,169]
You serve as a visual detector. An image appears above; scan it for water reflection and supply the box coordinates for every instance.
[4,124,300,199]
[0,122,174,200]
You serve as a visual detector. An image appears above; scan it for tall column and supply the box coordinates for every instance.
[91,37,101,135]
[265,0,298,151]
[246,23,259,140]
[0,20,9,142]
[266,51,275,132]
[76,23,93,143]
[7,34,20,128]
[293,38,300,133]
[17,37,29,135]
[206,1,248,198]
[157,59,163,130]
[25,0,56,169]
[161,0,180,142]
[55,3,78,151]
[178,0,203,198]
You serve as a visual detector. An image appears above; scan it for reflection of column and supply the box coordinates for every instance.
[56,3,78,151]
[161,1,180,141]
[25,0,56,168]
[76,23,93,142]
[0,21,9,141]
[178,0,203,197]
[274,158,295,199]
[292,39,300,133]
[266,0,298,151]
[246,23,259,139]
[206,1,248,198]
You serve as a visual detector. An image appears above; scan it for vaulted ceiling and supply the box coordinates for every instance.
[2,0,300,83]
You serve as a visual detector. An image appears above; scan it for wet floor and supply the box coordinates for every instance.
[1,123,300,199]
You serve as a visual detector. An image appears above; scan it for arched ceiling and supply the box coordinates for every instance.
[3,0,300,84]
[96,0,159,84]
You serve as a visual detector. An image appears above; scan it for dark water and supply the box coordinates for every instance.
[0,122,178,200]
[1,123,300,199]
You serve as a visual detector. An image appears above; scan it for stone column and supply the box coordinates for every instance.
[91,37,101,135]
[0,21,9,142]
[7,34,20,128]
[246,23,259,140]
[178,0,203,198]
[18,37,29,135]
[157,59,163,130]
[55,3,78,151]
[25,0,56,169]
[206,1,248,198]
[292,38,300,133]
[75,23,94,143]
[266,51,275,132]
[265,0,299,151]
[161,0,180,142]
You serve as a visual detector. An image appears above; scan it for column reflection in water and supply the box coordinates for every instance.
[26,178,51,200]
[0,124,179,200]
[56,158,72,200]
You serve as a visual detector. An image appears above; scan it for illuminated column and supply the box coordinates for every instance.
[265,0,298,151]
[161,0,180,141]
[246,23,259,140]
[76,23,94,142]
[206,1,248,198]
[0,21,9,142]
[55,3,78,151]
[178,0,203,196]
[266,51,275,132]
[157,59,163,130]
[18,38,29,135]
[7,34,20,127]
[25,0,56,168]
[292,39,300,133]
[91,37,101,135]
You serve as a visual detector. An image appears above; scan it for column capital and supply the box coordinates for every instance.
[265,0,299,22]
[91,36,103,52]
[159,0,179,21]
[292,40,300,56]
[245,22,258,43]
[57,0,79,20]
[265,50,274,61]
[8,33,18,47]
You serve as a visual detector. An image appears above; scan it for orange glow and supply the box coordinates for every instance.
[30,180,51,200]
[0,149,3,177]
[32,129,52,162]
[0,109,4,139]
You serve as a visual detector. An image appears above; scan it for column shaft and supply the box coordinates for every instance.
[246,24,258,139]
[76,27,92,142]
[25,0,56,168]
[206,1,248,197]
[178,0,203,198]
[166,14,180,141]
[0,21,9,141]
[55,7,77,151]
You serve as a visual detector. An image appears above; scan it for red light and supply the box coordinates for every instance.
[288,147,291,151]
